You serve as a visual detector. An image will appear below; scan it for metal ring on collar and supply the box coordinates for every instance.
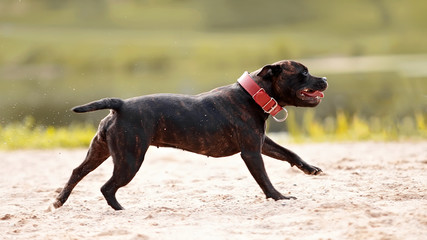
[272,107,288,122]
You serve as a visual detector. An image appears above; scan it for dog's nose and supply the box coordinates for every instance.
[322,77,327,81]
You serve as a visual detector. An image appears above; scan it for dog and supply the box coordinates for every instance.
[53,60,328,210]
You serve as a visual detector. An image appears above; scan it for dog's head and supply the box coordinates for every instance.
[256,60,328,107]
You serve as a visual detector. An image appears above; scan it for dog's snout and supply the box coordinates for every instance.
[316,76,328,91]
[320,77,328,90]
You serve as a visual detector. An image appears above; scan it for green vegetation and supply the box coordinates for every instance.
[0,0,426,148]
[1,111,425,150]
[0,117,96,150]
[285,110,426,143]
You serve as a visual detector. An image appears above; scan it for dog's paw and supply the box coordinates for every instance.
[45,202,60,212]
[52,200,63,209]
[267,192,297,201]
[300,164,323,175]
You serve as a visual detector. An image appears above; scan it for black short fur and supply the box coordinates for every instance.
[53,60,328,210]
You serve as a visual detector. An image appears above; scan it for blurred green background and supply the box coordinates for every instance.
[1,0,426,133]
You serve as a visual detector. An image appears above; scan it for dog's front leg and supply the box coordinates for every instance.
[240,150,296,200]
[262,136,322,175]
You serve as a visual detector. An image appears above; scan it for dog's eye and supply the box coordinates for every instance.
[301,70,309,77]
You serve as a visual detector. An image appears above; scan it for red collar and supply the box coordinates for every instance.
[237,71,288,122]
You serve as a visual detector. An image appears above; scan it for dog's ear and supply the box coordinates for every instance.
[257,64,282,79]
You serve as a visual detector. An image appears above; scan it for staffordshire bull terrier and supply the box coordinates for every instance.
[53,60,328,210]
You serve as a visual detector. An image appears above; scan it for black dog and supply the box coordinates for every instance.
[53,60,327,210]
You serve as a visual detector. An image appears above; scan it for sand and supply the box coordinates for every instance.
[0,141,426,240]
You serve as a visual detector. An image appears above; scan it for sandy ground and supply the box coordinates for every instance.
[0,141,426,240]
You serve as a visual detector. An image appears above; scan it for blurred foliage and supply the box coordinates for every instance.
[285,110,427,143]
[0,116,96,149]
[1,111,425,150]
[0,0,426,139]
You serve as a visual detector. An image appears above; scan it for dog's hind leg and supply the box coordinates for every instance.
[54,134,110,208]
[101,134,149,210]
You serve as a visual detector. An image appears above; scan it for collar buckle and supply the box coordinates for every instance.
[261,97,278,114]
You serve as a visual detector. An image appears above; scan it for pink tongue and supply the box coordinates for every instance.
[303,91,324,98]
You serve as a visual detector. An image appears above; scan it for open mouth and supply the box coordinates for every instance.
[298,88,325,102]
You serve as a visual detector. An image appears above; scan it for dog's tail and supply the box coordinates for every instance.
[72,98,124,113]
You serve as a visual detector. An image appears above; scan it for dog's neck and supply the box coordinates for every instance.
[249,71,275,99]
[249,69,292,108]
[238,72,288,122]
